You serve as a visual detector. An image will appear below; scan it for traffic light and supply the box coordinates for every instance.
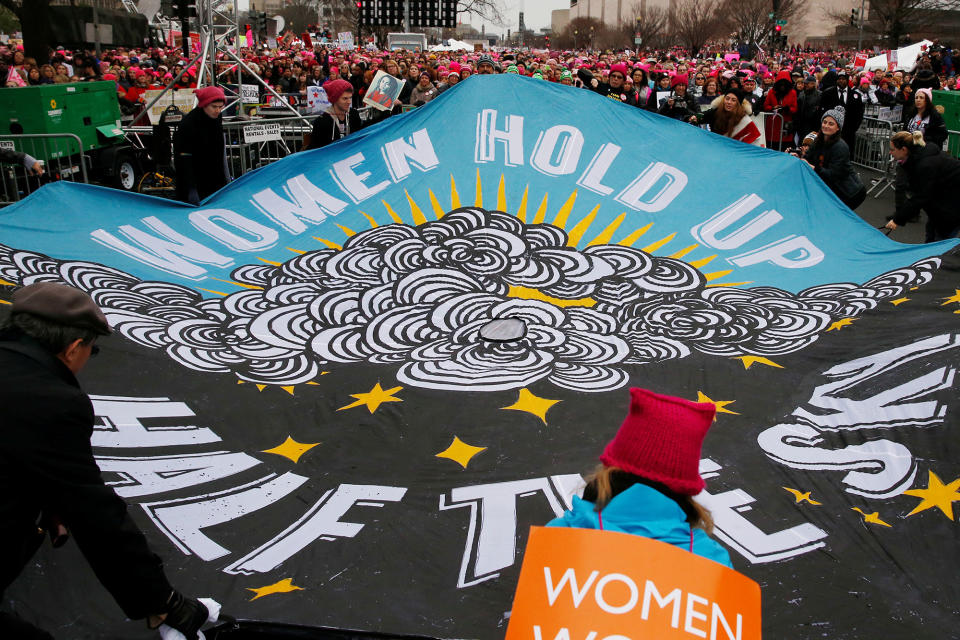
[170,0,197,18]
[850,8,858,26]
[774,24,781,33]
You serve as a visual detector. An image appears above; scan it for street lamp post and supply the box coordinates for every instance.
[574,29,578,49]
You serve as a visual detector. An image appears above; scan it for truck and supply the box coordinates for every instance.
[0,81,144,191]
[386,32,428,52]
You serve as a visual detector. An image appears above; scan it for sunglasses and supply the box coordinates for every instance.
[609,73,625,79]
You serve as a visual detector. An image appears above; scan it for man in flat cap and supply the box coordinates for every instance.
[0,283,210,639]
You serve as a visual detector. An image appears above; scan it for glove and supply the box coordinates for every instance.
[187,188,200,205]
[162,591,209,640]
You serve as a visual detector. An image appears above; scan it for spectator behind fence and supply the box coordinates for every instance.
[173,86,229,205]
[802,107,866,210]
[546,387,732,567]
[700,89,762,146]
[820,70,863,150]
[885,130,960,242]
[906,88,947,147]
[306,78,362,150]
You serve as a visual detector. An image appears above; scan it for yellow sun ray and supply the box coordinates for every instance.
[508,285,597,308]
[586,213,626,246]
[566,204,601,247]
[405,190,427,225]
[516,185,529,222]
[257,257,282,265]
[359,211,379,227]
[0,278,15,286]
[474,168,483,206]
[427,189,445,219]
[669,244,700,259]
[450,174,461,209]
[704,270,734,281]
[552,190,578,228]
[689,254,718,269]
[197,288,228,296]
[312,237,343,250]
[641,232,676,253]
[533,193,549,224]
[617,222,653,246]
[497,174,507,211]
[381,199,403,224]
[210,278,264,290]
[0,299,10,305]
[335,224,357,237]
[286,247,306,254]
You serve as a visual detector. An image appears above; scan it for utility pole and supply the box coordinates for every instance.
[856,0,866,51]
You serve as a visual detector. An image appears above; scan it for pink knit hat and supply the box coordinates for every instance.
[600,388,716,495]
[194,85,225,108]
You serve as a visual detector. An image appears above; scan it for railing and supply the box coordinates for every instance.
[757,111,786,150]
[0,133,88,207]
[851,117,900,198]
[947,130,960,159]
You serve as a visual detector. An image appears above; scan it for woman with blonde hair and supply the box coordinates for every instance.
[885,130,960,242]
[700,88,763,146]
[548,388,732,567]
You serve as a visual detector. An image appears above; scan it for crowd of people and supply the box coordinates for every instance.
[1,36,959,238]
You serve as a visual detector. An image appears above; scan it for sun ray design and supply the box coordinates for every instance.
[642,232,676,253]
[0,278,15,286]
[359,211,379,227]
[197,287,228,296]
[587,212,626,246]
[211,277,263,290]
[312,237,342,250]
[704,270,734,281]
[0,299,9,306]
[533,193,549,223]
[381,199,403,224]
[286,247,306,254]
[450,174,461,209]
[497,174,507,212]
[474,168,483,207]
[516,185,529,222]
[335,224,357,237]
[257,257,282,265]
[427,189,445,219]
[670,244,700,259]
[507,285,597,308]
[566,204,601,247]
[689,254,718,269]
[617,222,653,246]
[247,578,303,601]
[552,190,578,228]
[405,190,427,225]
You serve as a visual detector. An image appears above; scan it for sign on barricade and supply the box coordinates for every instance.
[143,88,197,125]
[242,122,282,143]
[240,84,260,104]
[877,105,902,122]
[306,85,330,113]
[0,140,14,152]
[505,527,761,640]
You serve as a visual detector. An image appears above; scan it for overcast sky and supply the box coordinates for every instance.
[465,0,570,35]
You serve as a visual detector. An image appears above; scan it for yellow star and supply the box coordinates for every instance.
[502,388,561,425]
[940,289,960,306]
[734,356,783,370]
[827,318,856,331]
[696,391,739,420]
[337,382,403,413]
[435,436,487,469]
[852,507,892,527]
[262,436,320,463]
[247,578,304,601]
[783,487,822,505]
[890,297,910,306]
[903,470,960,520]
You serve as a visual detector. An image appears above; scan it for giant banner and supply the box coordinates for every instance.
[1,75,958,638]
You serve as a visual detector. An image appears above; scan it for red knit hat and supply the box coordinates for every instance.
[323,78,353,104]
[600,388,716,495]
[670,73,689,89]
[194,86,225,109]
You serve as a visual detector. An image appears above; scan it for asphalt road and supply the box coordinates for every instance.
[852,166,928,244]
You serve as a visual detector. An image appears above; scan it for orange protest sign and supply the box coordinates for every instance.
[506,527,761,640]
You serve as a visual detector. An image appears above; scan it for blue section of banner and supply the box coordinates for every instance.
[2,75,955,295]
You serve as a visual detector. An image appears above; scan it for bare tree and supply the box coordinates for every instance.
[627,1,671,50]
[718,0,802,47]
[670,0,723,56]
[457,0,506,27]
[859,0,960,47]
[279,0,320,34]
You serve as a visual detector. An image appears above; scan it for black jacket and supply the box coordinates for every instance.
[0,331,173,618]
[804,136,864,201]
[172,107,229,202]
[306,109,364,150]
[820,85,865,137]
[892,143,960,233]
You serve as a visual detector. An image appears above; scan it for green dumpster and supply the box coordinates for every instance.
[933,90,960,158]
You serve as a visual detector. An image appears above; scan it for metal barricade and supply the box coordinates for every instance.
[851,117,898,198]
[0,133,88,207]
[947,130,960,159]
[223,116,314,174]
[758,111,787,150]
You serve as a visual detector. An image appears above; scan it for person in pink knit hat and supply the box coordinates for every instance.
[547,387,732,567]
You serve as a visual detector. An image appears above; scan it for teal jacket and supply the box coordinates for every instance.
[547,483,733,568]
